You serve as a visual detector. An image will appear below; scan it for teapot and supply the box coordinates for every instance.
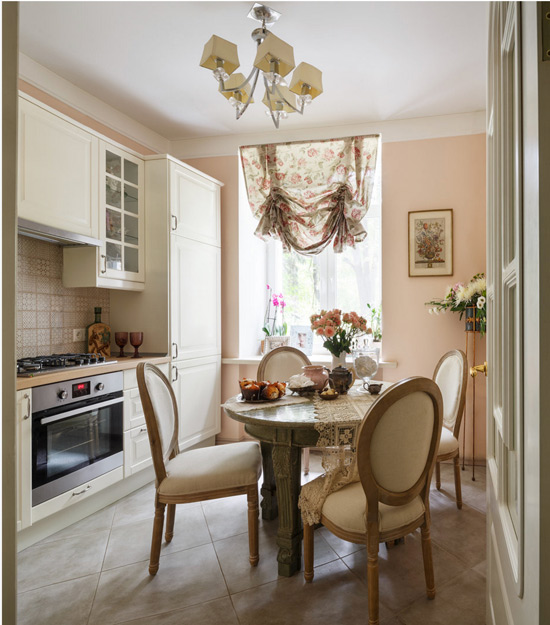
[302,365,330,391]
[328,365,355,395]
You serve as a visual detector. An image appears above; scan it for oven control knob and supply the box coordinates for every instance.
[58,390,68,400]
[95,383,105,391]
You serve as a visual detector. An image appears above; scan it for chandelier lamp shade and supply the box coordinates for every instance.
[199,3,323,129]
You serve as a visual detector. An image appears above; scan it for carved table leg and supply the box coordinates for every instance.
[260,441,278,521]
[272,440,302,576]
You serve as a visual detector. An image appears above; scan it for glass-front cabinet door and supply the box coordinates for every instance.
[99,142,144,284]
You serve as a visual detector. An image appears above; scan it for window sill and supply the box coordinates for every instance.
[222,355,397,368]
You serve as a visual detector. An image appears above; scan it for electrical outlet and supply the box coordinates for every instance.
[73,328,86,342]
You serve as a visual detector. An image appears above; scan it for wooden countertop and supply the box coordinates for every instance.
[16,354,171,390]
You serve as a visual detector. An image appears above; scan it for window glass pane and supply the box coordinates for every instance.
[124,183,138,214]
[106,242,122,271]
[124,215,138,246]
[282,254,321,326]
[124,246,139,273]
[106,177,121,208]
[124,159,138,185]
[106,208,121,241]
[106,151,121,177]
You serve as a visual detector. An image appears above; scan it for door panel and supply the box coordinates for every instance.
[171,236,221,360]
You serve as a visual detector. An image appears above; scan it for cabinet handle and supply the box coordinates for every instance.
[100,254,107,274]
[72,485,92,497]
[23,393,30,419]
[172,342,178,359]
[139,427,147,433]
[172,365,178,382]
[171,214,178,231]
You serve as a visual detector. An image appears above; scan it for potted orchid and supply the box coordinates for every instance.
[262,285,289,352]
[310,309,371,366]
[425,273,487,335]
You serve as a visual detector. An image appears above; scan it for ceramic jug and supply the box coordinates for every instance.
[302,365,329,391]
[328,365,355,395]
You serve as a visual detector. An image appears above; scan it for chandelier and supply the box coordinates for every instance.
[200,3,323,129]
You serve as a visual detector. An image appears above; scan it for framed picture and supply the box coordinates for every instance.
[290,325,313,356]
[408,209,453,277]
[264,335,291,353]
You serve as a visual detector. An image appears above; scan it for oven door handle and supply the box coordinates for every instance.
[39,397,123,425]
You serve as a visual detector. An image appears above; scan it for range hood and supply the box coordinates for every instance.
[17,218,102,247]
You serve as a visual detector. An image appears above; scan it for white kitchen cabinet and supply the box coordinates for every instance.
[170,163,221,246]
[171,235,221,361]
[63,142,145,291]
[171,356,221,451]
[123,425,152,476]
[16,390,32,531]
[18,96,99,238]
[123,363,169,430]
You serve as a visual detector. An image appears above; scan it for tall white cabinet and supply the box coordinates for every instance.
[111,155,222,451]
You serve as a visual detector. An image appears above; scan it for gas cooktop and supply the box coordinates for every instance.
[17,353,115,377]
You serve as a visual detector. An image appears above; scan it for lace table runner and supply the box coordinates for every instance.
[299,383,391,525]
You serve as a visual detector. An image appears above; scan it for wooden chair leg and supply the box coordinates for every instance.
[149,499,166,576]
[421,523,436,599]
[435,460,441,490]
[303,448,310,475]
[247,486,259,566]
[367,534,380,625]
[165,504,176,543]
[453,455,463,510]
[304,523,314,582]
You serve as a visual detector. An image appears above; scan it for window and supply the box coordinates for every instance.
[267,166,382,352]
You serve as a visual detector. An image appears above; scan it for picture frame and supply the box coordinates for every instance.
[408,209,453,277]
[264,335,291,353]
[290,325,313,356]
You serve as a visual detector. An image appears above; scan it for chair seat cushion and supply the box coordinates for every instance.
[159,441,262,497]
[438,427,459,456]
[321,481,425,534]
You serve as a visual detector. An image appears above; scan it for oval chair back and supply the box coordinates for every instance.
[357,377,443,516]
[257,346,311,382]
[433,349,468,438]
[136,362,179,485]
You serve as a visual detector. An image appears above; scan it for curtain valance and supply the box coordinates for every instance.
[240,135,379,254]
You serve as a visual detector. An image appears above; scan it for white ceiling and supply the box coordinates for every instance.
[18,1,488,141]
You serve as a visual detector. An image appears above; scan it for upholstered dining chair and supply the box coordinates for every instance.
[432,349,468,509]
[303,377,443,625]
[137,362,262,576]
[257,346,313,473]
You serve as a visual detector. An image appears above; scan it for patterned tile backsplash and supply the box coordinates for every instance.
[16,236,111,359]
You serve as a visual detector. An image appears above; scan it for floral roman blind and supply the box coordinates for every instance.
[240,135,380,254]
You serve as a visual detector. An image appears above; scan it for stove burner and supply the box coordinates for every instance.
[17,353,108,376]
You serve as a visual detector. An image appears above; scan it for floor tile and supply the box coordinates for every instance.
[116,596,240,625]
[428,494,486,568]
[111,483,157,527]
[214,520,338,594]
[342,530,467,613]
[433,462,487,514]
[103,504,211,570]
[473,559,487,578]
[17,530,109,593]
[88,543,228,625]
[202,494,250,541]
[17,574,99,625]
[231,558,394,625]
[39,504,116,544]
[317,525,366,558]
[397,568,486,625]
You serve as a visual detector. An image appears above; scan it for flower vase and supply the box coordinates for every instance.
[331,353,347,369]
[465,306,481,332]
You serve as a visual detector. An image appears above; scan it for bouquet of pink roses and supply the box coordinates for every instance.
[310,309,370,357]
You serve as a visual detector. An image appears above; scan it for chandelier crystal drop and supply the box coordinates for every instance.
[199,3,323,129]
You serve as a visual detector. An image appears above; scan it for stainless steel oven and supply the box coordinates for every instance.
[31,371,123,506]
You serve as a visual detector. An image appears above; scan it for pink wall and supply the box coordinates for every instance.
[187,133,487,462]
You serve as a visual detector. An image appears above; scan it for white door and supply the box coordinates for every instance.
[170,235,221,360]
[18,97,99,237]
[171,356,221,451]
[486,3,547,623]
[170,163,221,246]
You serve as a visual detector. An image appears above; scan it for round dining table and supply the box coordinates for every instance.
[223,384,388,577]
[224,396,320,576]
